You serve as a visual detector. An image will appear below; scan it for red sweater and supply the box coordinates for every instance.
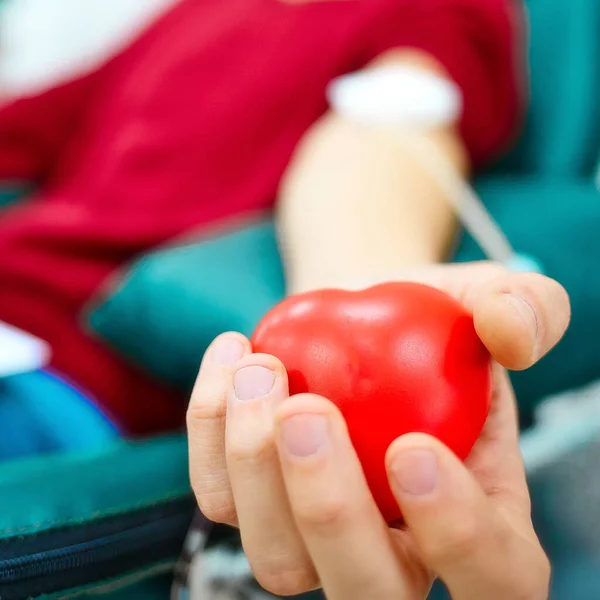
[0,0,524,435]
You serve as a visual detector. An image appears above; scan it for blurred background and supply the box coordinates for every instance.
[0,0,599,599]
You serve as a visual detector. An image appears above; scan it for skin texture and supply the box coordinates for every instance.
[187,262,570,599]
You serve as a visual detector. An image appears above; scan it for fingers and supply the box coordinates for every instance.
[387,433,550,600]
[187,332,250,526]
[465,366,531,522]
[392,262,570,370]
[274,394,428,600]
[225,354,318,596]
[470,271,570,370]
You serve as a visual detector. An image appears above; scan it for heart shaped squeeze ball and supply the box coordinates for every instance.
[252,282,491,522]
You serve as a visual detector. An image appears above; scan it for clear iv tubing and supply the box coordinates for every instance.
[391,130,516,266]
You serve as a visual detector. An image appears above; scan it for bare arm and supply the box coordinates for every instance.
[277,52,469,295]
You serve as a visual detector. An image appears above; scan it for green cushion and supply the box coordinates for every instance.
[86,220,285,389]
[495,0,600,177]
[87,178,600,417]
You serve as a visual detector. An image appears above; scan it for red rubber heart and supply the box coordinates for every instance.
[252,282,491,522]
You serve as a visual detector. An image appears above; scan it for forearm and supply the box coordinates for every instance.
[277,112,468,295]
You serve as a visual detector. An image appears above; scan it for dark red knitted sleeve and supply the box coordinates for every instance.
[359,0,527,167]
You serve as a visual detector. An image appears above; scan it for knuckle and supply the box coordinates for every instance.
[186,403,225,431]
[253,562,318,597]
[191,477,237,525]
[460,263,509,304]
[293,493,353,533]
[226,435,277,468]
[196,494,237,525]
[187,383,227,425]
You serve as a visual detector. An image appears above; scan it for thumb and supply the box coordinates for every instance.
[470,272,570,371]
[386,434,550,600]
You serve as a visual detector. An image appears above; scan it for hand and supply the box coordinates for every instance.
[187,262,570,599]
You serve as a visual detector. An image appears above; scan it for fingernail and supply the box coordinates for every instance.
[504,294,538,341]
[390,449,438,496]
[281,414,329,458]
[234,366,275,401]
[211,336,244,366]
